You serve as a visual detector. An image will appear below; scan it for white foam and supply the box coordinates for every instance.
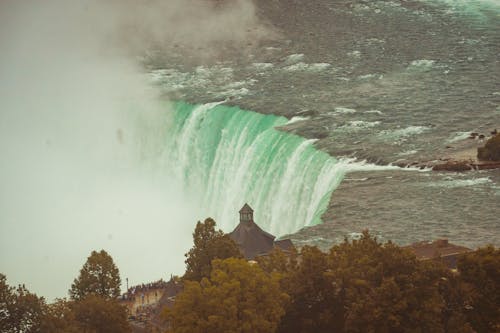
[430,177,492,189]
[284,53,305,64]
[150,66,259,100]
[309,63,332,70]
[333,107,357,114]
[397,149,419,156]
[358,73,382,80]
[283,62,308,71]
[410,59,435,67]
[284,62,331,72]
[339,120,381,131]
[251,62,274,70]
[286,116,310,125]
[195,65,234,77]
[150,69,192,92]
[150,65,235,93]
[337,158,420,172]
[446,131,472,143]
[365,110,384,115]
[344,177,369,181]
[379,126,431,139]
[348,232,363,240]
[215,87,250,99]
[347,50,361,58]
[408,59,436,71]
[265,46,281,52]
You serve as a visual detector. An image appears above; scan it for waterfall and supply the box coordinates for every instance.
[162,102,348,236]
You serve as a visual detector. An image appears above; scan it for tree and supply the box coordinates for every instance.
[256,247,297,276]
[276,246,338,333]
[38,296,131,333]
[69,250,121,300]
[328,232,446,333]
[275,231,467,333]
[39,298,80,333]
[434,270,475,333]
[184,218,242,281]
[0,273,45,333]
[71,294,130,333]
[167,258,288,333]
[458,245,500,332]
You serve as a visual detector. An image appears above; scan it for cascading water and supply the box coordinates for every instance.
[163,101,349,236]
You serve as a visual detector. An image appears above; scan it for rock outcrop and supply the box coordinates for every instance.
[477,133,500,161]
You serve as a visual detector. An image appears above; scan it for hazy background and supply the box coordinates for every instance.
[0,0,271,300]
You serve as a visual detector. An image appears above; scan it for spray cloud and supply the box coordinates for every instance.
[0,0,271,299]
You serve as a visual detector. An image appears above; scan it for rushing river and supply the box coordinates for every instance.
[150,0,500,249]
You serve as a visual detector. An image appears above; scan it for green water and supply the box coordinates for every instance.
[164,101,348,235]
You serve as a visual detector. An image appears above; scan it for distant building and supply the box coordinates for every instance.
[404,239,472,269]
[229,203,294,260]
[121,278,182,328]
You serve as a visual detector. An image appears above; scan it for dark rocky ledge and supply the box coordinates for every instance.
[397,132,500,172]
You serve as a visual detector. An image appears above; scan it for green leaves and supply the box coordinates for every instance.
[275,231,475,333]
[69,250,121,301]
[168,258,287,333]
[458,246,500,332]
[71,294,130,333]
[0,274,45,333]
[184,218,242,282]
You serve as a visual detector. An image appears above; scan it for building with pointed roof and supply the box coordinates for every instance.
[229,203,294,260]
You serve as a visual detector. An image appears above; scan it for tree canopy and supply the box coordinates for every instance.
[39,298,80,333]
[69,250,121,300]
[167,258,288,333]
[0,274,45,333]
[71,294,130,333]
[3,222,500,333]
[458,245,500,332]
[2,249,130,333]
[259,231,481,333]
[184,218,242,281]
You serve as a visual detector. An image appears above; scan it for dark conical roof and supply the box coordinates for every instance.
[229,220,275,260]
[239,203,254,213]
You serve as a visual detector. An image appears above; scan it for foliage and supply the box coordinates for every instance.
[434,270,475,333]
[329,233,446,333]
[458,245,500,332]
[71,294,130,333]
[0,273,45,333]
[69,250,121,300]
[39,298,80,333]
[184,218,242,281]
[4,224,500,333]
[40,295,131,333]
[167,258,288,333]
[277,245,341,333]
[273,231,479,333]
[477,134,500,161]
[255,247,297,276]
[2,266,130,333]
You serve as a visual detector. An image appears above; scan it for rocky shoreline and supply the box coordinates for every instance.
[399,132,500,172]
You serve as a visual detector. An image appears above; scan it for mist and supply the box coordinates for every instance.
[0,0,270,300]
